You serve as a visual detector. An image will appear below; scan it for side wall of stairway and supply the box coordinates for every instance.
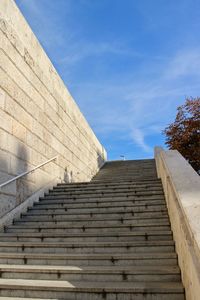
[155,147,200,300]
[0,0,106,218]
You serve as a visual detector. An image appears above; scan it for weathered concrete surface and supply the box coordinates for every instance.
[155,147,200,300]
[0,0,106,217]
[0,176,61,231]
[0,159,185,299]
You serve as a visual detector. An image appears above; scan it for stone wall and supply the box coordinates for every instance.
[0,0,106,218]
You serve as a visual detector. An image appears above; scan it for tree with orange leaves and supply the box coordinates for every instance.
[163,97,200,172]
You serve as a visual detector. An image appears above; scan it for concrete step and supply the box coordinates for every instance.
[94,166,156,171]
[0,231,173,242]
[41,194,165,202]
[92,177,158,182]
[0,264,181,282]
[6,223,170,234]
[0,240,175,254]
[21,211,167,221]
[57,180,162,190]
[93,170,157,175]
[51,186,163,194]
[93,167,156,172]
[0,252,178,266]
[26,204,167,215]
[34,199,166,208]
[18,211,169,223]
[14,216,170,227]
[54,182,163,191]
[36,198,165,207]
[23,206,167,215]
[46,190,164,198]
[92,175,157,182]
[57,178,162,187]
[0,279,185,300]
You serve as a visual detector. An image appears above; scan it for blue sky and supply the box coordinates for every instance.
[15,0,200,160]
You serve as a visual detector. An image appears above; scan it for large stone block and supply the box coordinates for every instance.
[12,120,27,143]
[0,149,11,173]
[0,194,16,218]
[5,93,32,130]
[0,88,5,110]
[0,108,12,132]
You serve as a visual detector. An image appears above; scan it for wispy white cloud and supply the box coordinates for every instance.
[165,48,200,79]
[131,128,152,153]
[72,46,200,154]
[59,41,142,65]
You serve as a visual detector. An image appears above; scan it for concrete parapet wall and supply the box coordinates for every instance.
[155,147,200,300]
[0,0,106,218]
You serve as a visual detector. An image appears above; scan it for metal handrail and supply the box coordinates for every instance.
[0,156,58,190]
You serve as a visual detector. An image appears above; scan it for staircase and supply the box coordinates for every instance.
[0,159,185,299]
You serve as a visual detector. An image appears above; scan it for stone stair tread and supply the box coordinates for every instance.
[49,189,163,195]
[0,252,177,259]
[0,264,180,273]
[0,278,184,293]
[0,231,172,237]
[50,193,163,198]
[22,214,168,220]
[31,203,166,210]
[22,209,168,216]
[57,180,162,187]
[8,222,170,229]
[0,240,175,247]
[35,200,166,207]
[52,188,162,195]
[8,225,170,231]
[42,195,165,200]
[15,215,169,222]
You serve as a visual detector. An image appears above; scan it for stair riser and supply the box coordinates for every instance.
[26,205,167,214]
[0,272,181,282]
[0,245,175,254]
[22,211,168,220]
[6,225,171,233]
[0,289,185,300]
[57,182,162,189]
[42,195,165,201]
[94,169,156,172]
[36,199,166,208]
[93,175,158,179]
[51,187,163,194]
[47,191,164,198]
[14,218,170,227]
[93,177,158,181]
[52,185,163,192]
[0,258,178,266]
[0,235,173,242]
[22,206,167,218]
